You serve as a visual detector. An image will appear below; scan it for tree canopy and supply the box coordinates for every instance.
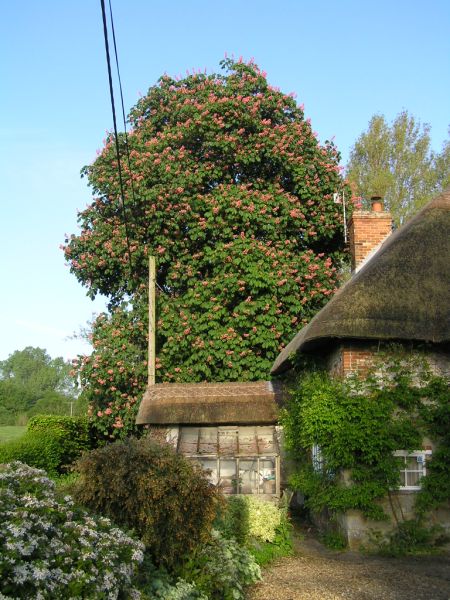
[63,59,349,437]
[347,111,450,225]
[0,347,77,424]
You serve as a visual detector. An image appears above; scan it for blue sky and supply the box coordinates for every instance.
[0,0,449,362]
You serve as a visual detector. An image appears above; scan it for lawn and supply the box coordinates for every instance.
[0,426,26,443]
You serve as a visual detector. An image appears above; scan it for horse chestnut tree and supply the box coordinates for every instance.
[63,58,350,438]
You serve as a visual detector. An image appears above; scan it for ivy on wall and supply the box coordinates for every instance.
[280,348,450,522]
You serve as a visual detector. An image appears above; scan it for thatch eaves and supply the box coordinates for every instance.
[271,189,450,375]
[136,381,285,425]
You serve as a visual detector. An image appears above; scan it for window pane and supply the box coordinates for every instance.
[179,428,199,454]
[260,458,276,495]
[219,429,238,455]
[239,427,258,454]
[406,456,419,470]
[239,459,259,494]
[399,471,406,487]
[257,428,276,454]
[198,458,218,485]
[219,459,237,494]
[198,427,218,455]
[406,470,424,487]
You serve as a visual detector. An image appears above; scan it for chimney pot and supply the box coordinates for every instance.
[370,196,383,212]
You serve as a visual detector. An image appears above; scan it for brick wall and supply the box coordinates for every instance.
[348,210,392,271]
[341,346,374,375]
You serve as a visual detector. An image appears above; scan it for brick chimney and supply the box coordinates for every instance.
[348,196,392,272]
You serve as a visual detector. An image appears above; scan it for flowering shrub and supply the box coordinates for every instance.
[63,57,351,438]
[180,530,261,600]
[0,461,144,599]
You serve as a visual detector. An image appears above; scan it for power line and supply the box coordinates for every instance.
[99,0,134,276]
[107,0,138,214]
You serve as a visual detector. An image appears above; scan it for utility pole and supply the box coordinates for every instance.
[148,256,156,386]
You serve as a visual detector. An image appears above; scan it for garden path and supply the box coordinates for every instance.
[248,532,450,600]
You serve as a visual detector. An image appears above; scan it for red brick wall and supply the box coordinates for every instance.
[341,346,374,375]
[348,211,392,271]
[325,344,375,376]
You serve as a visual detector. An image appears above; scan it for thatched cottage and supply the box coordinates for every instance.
[271,189,450,547]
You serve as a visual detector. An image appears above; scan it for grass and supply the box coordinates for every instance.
[0,426,27,444]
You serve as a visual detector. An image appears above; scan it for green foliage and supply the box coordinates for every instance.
[64,58,350,438]
[245,496,283,542]
[320,530,347,550]
[72,436,219,569]
[0,347,78,425]
[347,111,450,225]
[0,430,66,474]
[248,512,294,566]
[178,529,261,600]
[416,375,450,515]
[0,462,144,599]
[370,519,448,557]
[0,416,91,474]
[215,495,250,545]
[27,415,92,467]
[215,496,293,566]
[281,350,450,522]
[135,555,208,600]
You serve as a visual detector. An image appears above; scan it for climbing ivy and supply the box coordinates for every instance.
[281,348,450,522]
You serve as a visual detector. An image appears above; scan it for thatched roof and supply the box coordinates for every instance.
[271,189,450,375]
[136,381,284,425]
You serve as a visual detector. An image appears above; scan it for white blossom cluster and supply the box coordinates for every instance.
[0,462,144,599]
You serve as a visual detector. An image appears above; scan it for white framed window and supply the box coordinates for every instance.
[394,450,431,490]
[311,444,324,473]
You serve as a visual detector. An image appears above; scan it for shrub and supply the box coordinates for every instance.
[215,496,293,566]
[245,496,283,542]
[73,436,219,568]
[214,495,249,545]
[179,530,261,600]
[135,557,207,600]
[0,430,64,474]
[372,519,448,557]
[0,461,144,599]
[0,416,91,475]
[27,415,92,465]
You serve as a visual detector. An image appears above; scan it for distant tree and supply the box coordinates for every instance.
[0,347,77,424]
[347,112,450,225]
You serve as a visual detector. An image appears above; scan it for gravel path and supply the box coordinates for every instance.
[248,536,450,600]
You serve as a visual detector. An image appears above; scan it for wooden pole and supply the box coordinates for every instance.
[148,256,156,386]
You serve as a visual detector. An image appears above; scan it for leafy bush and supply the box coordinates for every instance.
[320,530,347,550]
[135,558,207,600]
[0,461,144,599]
[215,496,293,566]
[28,415,92,465]
[245,496,283,542]
[179,530,261,600]
[0,430,65,474]
[372,519,448,557]
[73,436,219,568]
[214,496,250,545]
[0,416,91,475]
